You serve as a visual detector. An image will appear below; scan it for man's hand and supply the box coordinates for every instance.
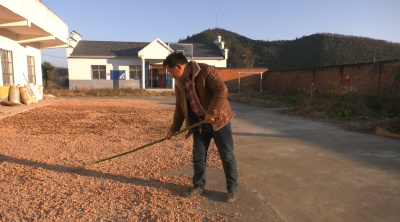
[205,114,215,123]
[166,130,175,139]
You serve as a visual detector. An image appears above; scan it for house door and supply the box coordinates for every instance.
[157,69,166,87]
[151,66,166,88]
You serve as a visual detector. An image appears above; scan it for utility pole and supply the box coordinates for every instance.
[216,15,217,28]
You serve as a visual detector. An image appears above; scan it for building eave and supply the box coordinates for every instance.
[68,56,139,59]
[0,3,68,49]
[191,57,224,60]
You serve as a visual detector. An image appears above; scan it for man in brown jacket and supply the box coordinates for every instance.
[164,52,238,203]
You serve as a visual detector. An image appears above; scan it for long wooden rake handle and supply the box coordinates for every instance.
[82,120,206,167]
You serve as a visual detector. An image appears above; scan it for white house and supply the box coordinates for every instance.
[67,35,229,89]
[0,0,69,101]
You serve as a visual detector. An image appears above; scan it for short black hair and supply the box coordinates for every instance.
[163,52,188,68]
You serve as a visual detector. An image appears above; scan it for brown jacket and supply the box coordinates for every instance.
[170,61,235,138]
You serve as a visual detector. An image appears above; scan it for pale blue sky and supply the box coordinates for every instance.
[40,0,400,68]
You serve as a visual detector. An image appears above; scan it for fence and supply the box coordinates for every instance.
[216,68,268,93]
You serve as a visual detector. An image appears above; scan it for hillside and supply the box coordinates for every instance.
[178,29,400,71]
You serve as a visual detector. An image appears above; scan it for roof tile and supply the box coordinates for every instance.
[70,41,223,58]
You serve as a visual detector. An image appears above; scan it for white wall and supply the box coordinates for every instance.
[140,41,170,59]
[68,58,142,80]
[0,33,42,86]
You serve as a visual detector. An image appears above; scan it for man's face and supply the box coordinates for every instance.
[166,64,184,80]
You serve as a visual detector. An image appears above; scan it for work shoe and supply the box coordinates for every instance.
[225,190,238,203]
[183,185,204,198]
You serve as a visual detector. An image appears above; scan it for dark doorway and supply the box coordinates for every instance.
[152,69,158,87]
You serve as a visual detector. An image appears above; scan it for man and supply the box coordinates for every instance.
[163,52,238,203]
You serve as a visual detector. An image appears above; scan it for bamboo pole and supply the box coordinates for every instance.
[82,120,206,168]
[22,73,35,96]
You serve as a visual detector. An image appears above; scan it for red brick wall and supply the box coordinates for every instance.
[215,60,399,95]
[263,69,315,92]
[380,61,399,92]
[261,60,399,95]
[314,66,342,91]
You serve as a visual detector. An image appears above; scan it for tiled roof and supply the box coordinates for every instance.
[70,41,223,58]
[192,43,223,57]
[70,41,150,57]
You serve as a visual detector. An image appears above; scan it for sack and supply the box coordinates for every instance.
[20,86,33,105]
[33,85,41,100]
[38,87,44,100]
[32,95,38,103]
[8,86,21,104]
[29,83,40,98]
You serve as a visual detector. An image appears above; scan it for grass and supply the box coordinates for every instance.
[229,80,400,135]
[43,86,175,97]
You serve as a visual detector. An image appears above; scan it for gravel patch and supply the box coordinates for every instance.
[0,99,227,221]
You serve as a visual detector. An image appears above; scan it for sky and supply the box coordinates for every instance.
[40,0,400,68]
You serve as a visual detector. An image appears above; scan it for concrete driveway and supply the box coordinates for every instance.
[231,101,400,222]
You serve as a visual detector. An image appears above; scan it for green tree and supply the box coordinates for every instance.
[243,49,262,68]
[42,61,54,87]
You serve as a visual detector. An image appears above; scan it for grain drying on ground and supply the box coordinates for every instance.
[0,99,227,221]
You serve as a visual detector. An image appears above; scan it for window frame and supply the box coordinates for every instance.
[91,65,106,80]
[27,56,36,84]
[176,50,185,56]
[129,65,142,80]
[1,49,14,86]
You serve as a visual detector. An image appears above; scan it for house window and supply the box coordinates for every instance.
[27,56,36,84]
[1,49,14,85]
[92,65,106,79]
[129,65,141,80]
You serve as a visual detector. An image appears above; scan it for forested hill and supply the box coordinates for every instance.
[178,28,400,71]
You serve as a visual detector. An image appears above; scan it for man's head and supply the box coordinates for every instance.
[163,52,188,80]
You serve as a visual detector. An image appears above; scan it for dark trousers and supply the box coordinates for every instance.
[188,107,238,192]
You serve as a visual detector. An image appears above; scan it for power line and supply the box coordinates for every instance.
[41,53,67,59]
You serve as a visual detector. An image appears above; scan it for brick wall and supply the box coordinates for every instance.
[261,60,399,95]
[262,69,315,92]
[215,60,399,95]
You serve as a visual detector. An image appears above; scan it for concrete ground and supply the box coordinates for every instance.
[0,98,65,120]
[2,96,400,221]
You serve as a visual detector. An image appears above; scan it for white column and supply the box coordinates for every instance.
[141,58,145,89]
[0,60,3,86]
[172,76,175,89]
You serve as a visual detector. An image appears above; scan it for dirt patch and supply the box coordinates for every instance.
[0,100,232,221]
[280,108,386,133]
[229,88,400,135]
[279,108,400,135]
